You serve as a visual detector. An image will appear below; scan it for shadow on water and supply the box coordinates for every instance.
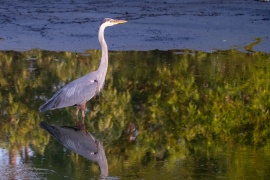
[1,49,270,179]
[40,119,139,179]
[40,120,109,179]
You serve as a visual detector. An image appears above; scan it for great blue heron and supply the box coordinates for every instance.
[39,18,127,118]
[40,121,108,178]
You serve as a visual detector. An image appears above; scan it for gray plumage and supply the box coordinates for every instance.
[39,75,98,111]
[39,18,127,115]
[40,121,108,177]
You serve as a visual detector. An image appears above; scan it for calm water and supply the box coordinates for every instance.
[0,49,270,179]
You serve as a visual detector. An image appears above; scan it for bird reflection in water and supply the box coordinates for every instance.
[40,121,108,178]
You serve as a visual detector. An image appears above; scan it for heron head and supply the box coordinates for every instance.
[101,18,127,27]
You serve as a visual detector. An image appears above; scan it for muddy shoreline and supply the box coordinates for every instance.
[0,0,269,52]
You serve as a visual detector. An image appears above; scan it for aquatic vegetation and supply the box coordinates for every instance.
[0,49,270,179]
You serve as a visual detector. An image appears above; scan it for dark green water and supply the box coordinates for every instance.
[1,49,270,179]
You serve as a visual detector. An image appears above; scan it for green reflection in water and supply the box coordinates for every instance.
[0,49,270,179]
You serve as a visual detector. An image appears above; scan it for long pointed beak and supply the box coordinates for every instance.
[113,19,128,24]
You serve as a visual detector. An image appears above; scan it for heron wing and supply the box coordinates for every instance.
[39,73,99,112]
[40,122,99,161]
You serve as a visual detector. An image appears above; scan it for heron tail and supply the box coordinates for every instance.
[40,122,62,140]
[39,98,55,112]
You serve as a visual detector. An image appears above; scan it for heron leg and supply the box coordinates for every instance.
[76,106,80,120]
[75,103,86,121]
[81,103,86,120]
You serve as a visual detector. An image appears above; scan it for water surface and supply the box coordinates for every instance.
[0,49,270,179]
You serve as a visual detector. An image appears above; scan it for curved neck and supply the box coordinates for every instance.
[97,142,108,178]
[96,24,108,91]
[98,24,108,72]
